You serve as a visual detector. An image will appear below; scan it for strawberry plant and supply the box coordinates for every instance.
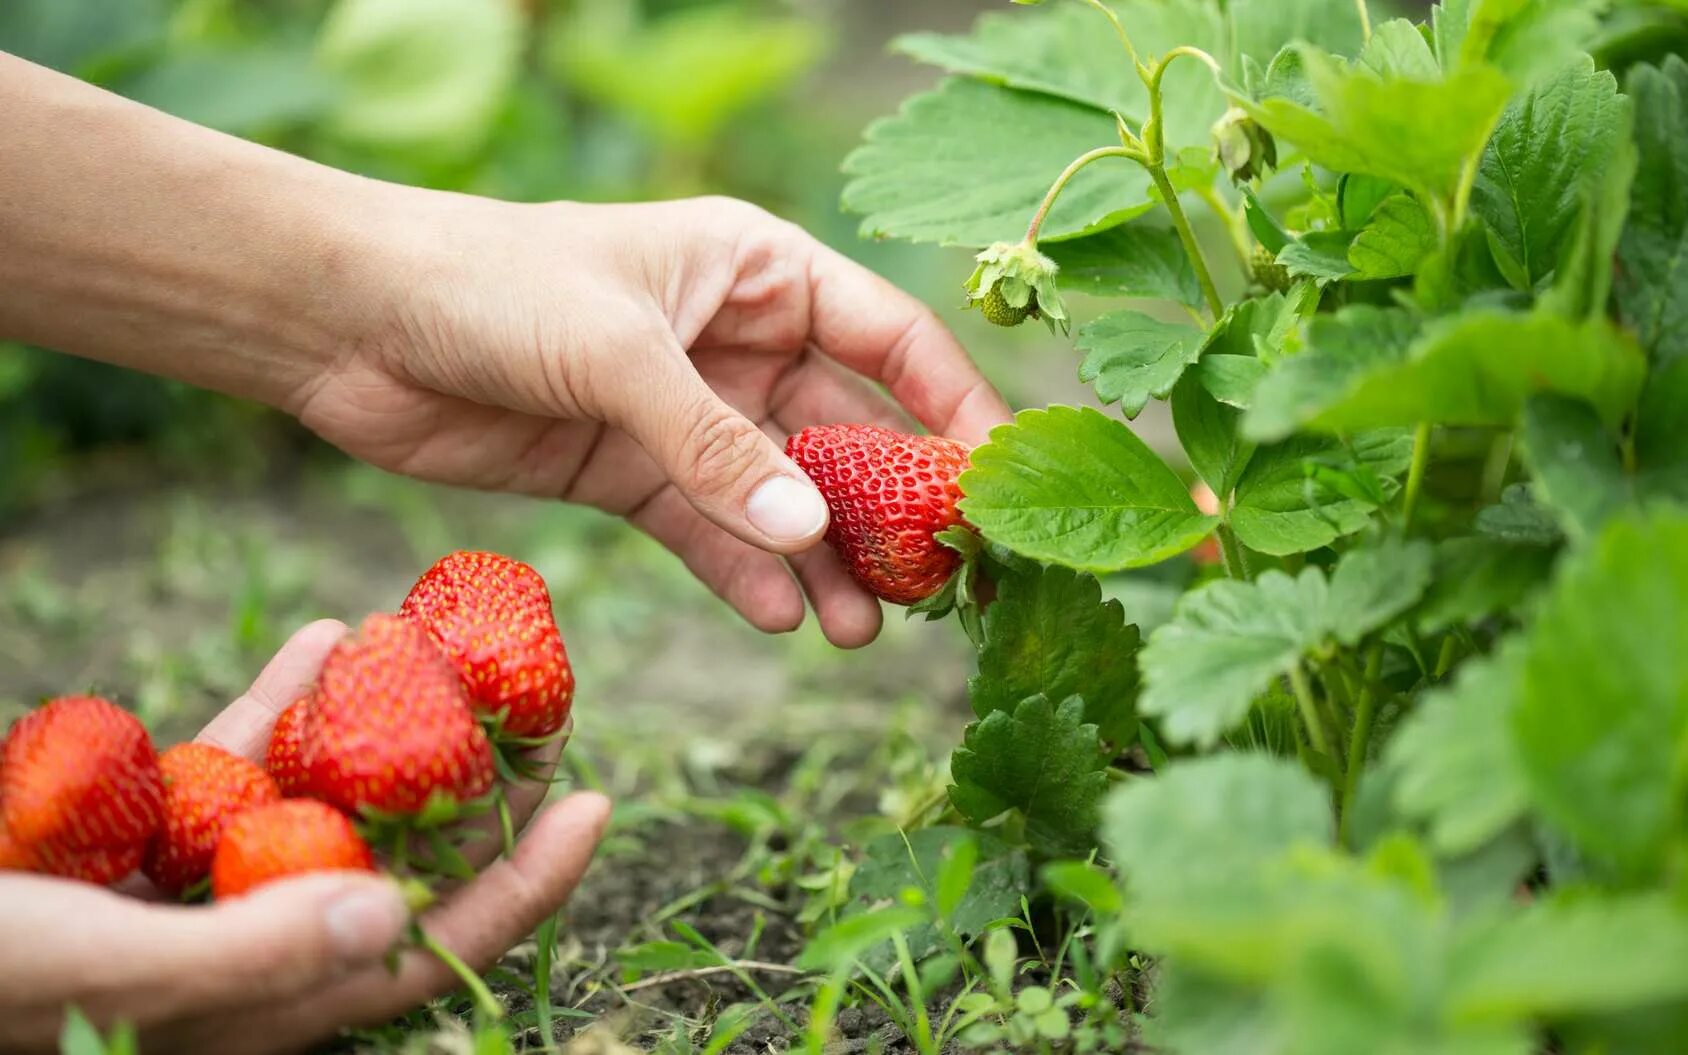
[822,0,1688,1047]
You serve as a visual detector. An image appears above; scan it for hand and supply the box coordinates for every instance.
[0,621,611,1055]
[293,195,1013,648]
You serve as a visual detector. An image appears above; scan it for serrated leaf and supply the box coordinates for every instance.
[1454,0,1607,90]
[1140,541,1431,745]
[1416,536,1555,632]
[1386,643,1531,854]
[1521,389,1688,542]
[949,695,1109,857]
[1229,429,1414,555]
[841,79,1151,247]
[1616,56,1688,365]
[1347,193,1434,278]
[1509,509,1688,882]
[1174,372,1256,497]
[1277,231,1357,280]
[846,827,1029,961]
[969,563,1141,747]
[1472,57,1628,290]
[959,406,1218,571]
[1044,224,1202,306]
[1076,312,1205,418]
[1355,18,1442,79]
[1476,483,1564,545]
[1229,0,1366,71]
[1245,305,1421,442]
[1197,355,1270,408]
[1287,310,1646,434]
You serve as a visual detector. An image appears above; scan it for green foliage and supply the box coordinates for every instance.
[949,694,1110,857]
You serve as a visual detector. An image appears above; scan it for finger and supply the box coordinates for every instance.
[629,486,806,633]
[804,242,1013,446]
[604,341,830,555]
[196,619,347,761]
[787,545,882,649]
[767,351,911,435]
[170,794,612,1053]
[452,717,571,870]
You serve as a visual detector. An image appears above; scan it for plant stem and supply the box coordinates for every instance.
[416,926,504,1021]
[1195,182,1254,272]
[1480,432,1513,505]
[1216,522,1251,581]
[1025,145,1138,243]
[1288,663,1334,762]
[1079,0,1141,69]
[1402,421,1432,530]
[1151,166,1225,319]
[1338,647,1384,845]
[1354,0,1373,42]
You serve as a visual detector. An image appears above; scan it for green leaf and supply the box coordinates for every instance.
[1637,357,1688,505]
[1101,754,1331,905]
[1355,18,1442,79]
[1386,643,1531,854]
[1347,193,1435,279]
[841,79,1151,247]
[118,46,333,135]
[959,406,1218,572]
[1416,536,1555,632]
[1477,483,1564,545]
[1075,312,1205,418]
[1245,305,1420,443]
[969,563,1142,747]
[1521,387,1688,542]
[1471,57,1628,290]
[1140,541,1431,745]
[1044,224,1202,306]
[1452,893,1688,1019]
[1541,107,1637,321]
[1174,372,1256,498]
[1288,310,1646,434]
[949,695,1110,857]
[1510,509,1688,882]
[1197,356,1270,409]
[1453,0,1607,91]
[1617,56,1688,364]
[797,905,928,972]
[847,827,1029,958]
[319,0,522,156]
[1228,0,1366,70]
[1229,429,1414,555]
[1277,231,1357,281]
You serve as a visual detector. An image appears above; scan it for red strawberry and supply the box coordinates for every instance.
[1,696,163,852]
[302,614,495,816]
[266,693,313,797]
[0,816,36,873]
[399,550,574,738]
[211,800,375,899]
[143,743,281,895]
[785,425,972,605]
[33,840,146,885]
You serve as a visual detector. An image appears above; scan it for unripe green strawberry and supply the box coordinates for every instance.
[211,800,375,899]
[1252,244,1292,292]
[786,425,971,605]
[302,614,495,816]
[1,695,163,852]
[144,743,281,895]
[979,283,1035,328]
[399,551,574,738]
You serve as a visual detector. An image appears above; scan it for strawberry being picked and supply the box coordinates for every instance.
[400,550,574,739]
[143,742,280,896]
[211,799,374,899]
[0,695,163,884]
[266,692,313,797]
[786,424,974,605]
[301,613,495,817]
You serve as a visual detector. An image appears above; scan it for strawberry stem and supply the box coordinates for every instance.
[496,791,516,859]
[414,924,504,1022]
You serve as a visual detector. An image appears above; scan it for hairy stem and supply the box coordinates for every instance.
[1338,646,1384,845]
[1152,166,1226,318]
[1025,145,1138,243]
[1354,0,1373,42]
[1403,421,1432,529]
[1288,663,1334,762]
[1079,0,1142,69]
[1216,522,1251,581]
[417,926,504,1021]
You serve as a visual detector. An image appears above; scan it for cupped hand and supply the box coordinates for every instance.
[293,196,1013,648]
[0,620,611,1055]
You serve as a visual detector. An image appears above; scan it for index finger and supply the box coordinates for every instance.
[195,619,347,761]
[803,241,1013,447]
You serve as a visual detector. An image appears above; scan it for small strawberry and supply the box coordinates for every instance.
[266,693,313,797]
[0,816,36,873]
[32,840,146,886]
[303,614,495,816]
[979,283,1035,327]
[211,800,375,899]
[143,743,281,895]
[1,695,163,852]
[399,550,574,738]
[786,425,972,605]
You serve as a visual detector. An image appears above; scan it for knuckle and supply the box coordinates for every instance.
[679,406,765,495]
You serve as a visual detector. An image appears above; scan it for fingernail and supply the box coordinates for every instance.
[746,475,828,543]
[326,884,408,960]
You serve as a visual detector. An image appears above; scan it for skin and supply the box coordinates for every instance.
[0,48,1011,1050]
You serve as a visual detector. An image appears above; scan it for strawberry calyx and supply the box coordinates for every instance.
[907,526,989,646]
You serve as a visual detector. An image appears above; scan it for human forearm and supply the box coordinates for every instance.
[0,52,408,411]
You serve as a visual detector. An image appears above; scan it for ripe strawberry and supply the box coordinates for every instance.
[267,693,313,797]
[143,743,281,895]
[1189,482,1223,566]
[0,816,36,873]
[33,840,146,885]
[399,550,574,738]
[211,800,375,899]
[1,696,163,852]
[785,425,972,605]
[303,614,495,816]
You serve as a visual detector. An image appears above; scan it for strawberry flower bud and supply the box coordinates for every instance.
[1212,107,1277,184]
[963,240,1069,335]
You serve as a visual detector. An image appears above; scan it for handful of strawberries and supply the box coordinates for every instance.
[0,550,573,981]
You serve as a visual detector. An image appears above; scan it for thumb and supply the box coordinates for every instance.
[613,344,830,553]
[120,874,409,1018]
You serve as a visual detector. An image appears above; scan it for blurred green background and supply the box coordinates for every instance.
[0,0,1089,759]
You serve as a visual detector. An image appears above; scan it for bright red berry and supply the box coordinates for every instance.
[143,743,281,895]
[211,800,375,899]
[302,614,495,816]
[32,840,146,885]
[0,816,36,873]
[785,425,972,605]
[1,695,163,852]
[399,550,574,738]
[266,693,313,797]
